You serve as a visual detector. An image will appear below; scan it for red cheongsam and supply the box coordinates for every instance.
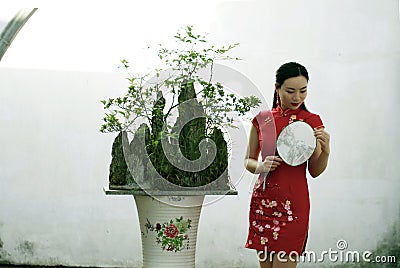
[245,106,324,255]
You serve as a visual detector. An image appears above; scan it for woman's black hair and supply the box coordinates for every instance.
[273,62,309,110]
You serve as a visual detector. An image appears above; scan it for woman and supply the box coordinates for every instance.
[244,62,330,268]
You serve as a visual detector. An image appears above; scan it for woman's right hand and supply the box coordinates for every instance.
[259,156,282,173]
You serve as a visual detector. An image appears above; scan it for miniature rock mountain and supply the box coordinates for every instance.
[108,80,230,190]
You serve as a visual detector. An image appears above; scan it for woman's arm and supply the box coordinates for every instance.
[308,127,330,178]
[244,125,282,174]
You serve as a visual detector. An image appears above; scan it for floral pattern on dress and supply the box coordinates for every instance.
[248,198,297,246]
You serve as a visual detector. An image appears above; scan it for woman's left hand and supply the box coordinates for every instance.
[314,128,330,154]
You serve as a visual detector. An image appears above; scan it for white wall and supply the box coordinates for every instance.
[0,1,399,267]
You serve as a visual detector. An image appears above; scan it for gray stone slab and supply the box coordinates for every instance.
[103,186,238,196]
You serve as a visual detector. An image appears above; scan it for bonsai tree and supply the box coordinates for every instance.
[101,26,260,191]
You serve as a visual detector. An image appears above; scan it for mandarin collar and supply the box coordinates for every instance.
[274,105,303,117]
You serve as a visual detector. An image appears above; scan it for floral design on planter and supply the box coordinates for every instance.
[145,216,192,252]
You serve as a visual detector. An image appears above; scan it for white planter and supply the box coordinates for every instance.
[134,195,205,268]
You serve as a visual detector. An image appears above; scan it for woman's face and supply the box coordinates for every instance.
[276,75,308,110]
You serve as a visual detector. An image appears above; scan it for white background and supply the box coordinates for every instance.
[0,0,399,267]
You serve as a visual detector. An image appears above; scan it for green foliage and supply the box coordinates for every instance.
[101,26,260,188]
[100,26,260,134]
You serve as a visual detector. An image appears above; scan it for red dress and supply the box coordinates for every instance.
[245,106,324,255]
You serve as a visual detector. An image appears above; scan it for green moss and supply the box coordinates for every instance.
[0,236,10,264]
[141,80,229,189]
[109,131,128,186]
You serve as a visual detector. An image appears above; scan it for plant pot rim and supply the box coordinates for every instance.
[103,186,238,196]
